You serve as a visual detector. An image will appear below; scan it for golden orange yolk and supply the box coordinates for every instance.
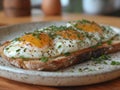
[20,33,52,48]
[56,30,83,40]
[76,22,103,34]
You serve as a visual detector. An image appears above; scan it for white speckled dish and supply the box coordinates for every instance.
[0,21,120,86]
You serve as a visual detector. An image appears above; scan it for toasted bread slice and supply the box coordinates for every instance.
[0,20,120,71]
[0,40,120,71]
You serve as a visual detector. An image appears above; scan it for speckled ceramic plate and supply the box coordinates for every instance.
[0,21,120,86]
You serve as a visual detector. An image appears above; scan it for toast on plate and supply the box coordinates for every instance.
[0,20,120,71]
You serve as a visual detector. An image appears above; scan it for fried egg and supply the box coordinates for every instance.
[3,20,117,59]
[68,20,117,42]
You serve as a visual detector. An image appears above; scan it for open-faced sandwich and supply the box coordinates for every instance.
[0,20,120,71]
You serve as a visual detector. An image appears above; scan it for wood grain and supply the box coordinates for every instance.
[0,12,120,28]
[0,23,6,26]
[0,12,120,90]
[0,77,119,90]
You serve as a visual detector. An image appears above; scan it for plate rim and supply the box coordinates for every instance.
[0,21,120,77]
[0,21,120,86]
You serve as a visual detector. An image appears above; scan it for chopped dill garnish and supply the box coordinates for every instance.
[16,49,21,52]
[91,55,111,64]
[111,61,120,65]
[78,68,83,72]
[5,47,9,50]
[58,45,62,48]
[23,48,27,52]
[77,33,81,38]
[32,31,41,40]
[64,52,71,56]
[91,42,102,48]
[40,57,48,62]
[13,37,20,41]
[102,26,113,31]
[11,57,15,59]
[48,25,74,32]
[107,39,112,45]
[77,19,91,24]
[19,56,26,59]
[48,33,57,39]
[103,61,108,64]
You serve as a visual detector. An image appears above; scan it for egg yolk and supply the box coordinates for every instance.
[20,33,52,48]
[56,30,83,40]
[76,22,103,34]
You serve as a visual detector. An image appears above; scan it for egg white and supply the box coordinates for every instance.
[4,35,98,59]
[3,24,117,59]
[68,22,117,42]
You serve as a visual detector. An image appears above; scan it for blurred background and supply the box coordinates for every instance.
[0,0,120,17]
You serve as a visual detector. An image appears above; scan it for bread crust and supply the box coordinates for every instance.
[0,41,120,71]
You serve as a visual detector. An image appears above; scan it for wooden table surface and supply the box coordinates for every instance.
[0,12,120,90]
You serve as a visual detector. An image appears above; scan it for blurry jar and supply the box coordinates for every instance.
[114,0,120,10]
[3,0,31,17]
[82,0,120,15]
[82,0,105,14]
[41,0,61,16]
